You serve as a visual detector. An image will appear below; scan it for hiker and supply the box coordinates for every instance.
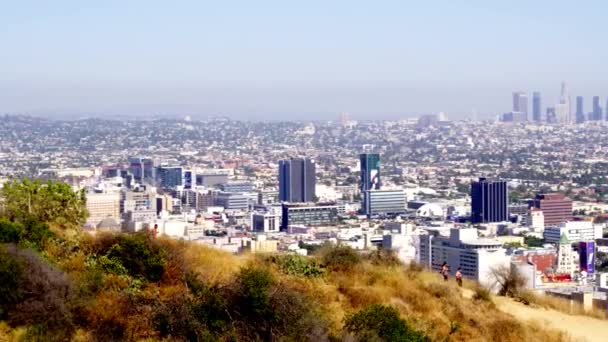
[455,267,463,287]
[440,262,449,281]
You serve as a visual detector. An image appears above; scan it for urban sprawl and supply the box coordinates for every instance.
[3,95,608,311]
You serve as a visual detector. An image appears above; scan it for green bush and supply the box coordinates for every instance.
[101,233,166,282]
[0,218,24,243]
[21,218,54,250]
[0,217,53,250]
[186,273,231,334]
[322,245,361,271]
[183,270,329,341]
[271,254,325,278]
[236,267,275,320]
[344,304,429,342]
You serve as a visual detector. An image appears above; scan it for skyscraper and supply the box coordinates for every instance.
[575,96,585,124]
[128,156,156,184]
[558,82,571,124]
[471,177,509,224]
[359,153,381,192]
[532,92,542,122]
[593,96,602,121]
[278,158,316,203]
[512,92,528,121]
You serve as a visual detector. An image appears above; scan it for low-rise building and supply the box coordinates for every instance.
[419,228,511,290]
[281,203,339,230]
[544,221,602,244]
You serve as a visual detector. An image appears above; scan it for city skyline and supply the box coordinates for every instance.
[3,1,608,120]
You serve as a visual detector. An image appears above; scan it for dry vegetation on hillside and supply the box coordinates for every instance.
[1,232,578,341]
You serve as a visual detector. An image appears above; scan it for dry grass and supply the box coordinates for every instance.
[278,260,570,342]
[181,242,246,284]
[6,235,575,342]
[519,290,607,320]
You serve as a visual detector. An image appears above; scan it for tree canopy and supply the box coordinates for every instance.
[0,179,88,230]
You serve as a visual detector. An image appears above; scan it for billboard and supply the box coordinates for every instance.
[579,241,595,274]
[183,171,192,189]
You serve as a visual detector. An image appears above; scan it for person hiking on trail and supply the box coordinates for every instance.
[455,267,463,287]
[440,262,449,281]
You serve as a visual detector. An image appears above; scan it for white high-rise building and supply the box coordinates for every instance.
[557,82,572,124]
[527,208,545,233]
[512,91,529,121]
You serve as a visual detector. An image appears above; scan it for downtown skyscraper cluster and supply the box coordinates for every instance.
[502,82,608,125]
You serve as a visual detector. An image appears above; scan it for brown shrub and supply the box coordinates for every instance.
[1,245,75,340]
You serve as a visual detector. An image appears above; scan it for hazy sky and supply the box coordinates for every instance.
[2,0,608,120]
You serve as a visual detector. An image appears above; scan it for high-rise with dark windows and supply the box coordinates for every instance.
[532,92,542,122]
[278,158,316,203]
[157,166,183,189]
[360,153,381,192]
[471,177,509,224]
[128,156,156,184]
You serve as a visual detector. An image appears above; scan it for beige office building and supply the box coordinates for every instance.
[86,193,121,225]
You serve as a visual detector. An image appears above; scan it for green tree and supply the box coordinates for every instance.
[0,179,88,229]
[344,304,429,342]
[524,235,544,247]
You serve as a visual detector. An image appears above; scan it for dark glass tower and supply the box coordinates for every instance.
[278,158,316,203]
[532,92,542,122]
[471,177,508,224]
[157,166,183,188]
[128,156,155,184]
[576,96,585,124]
[359,153,381,192]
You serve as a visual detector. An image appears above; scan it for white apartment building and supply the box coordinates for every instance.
[527,208,544,233]
[419,228,511,289]
[543,221,602,244]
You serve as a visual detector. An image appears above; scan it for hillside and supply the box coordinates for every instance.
[0,230,591,342]
[0,179,603,341]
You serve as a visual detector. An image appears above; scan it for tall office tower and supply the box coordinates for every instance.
[128,156,156,184]
[558,82,571,124]
[470,177,509,224]
[575,96,585,124]
[278,158,316,203]
[512,91,528,120]
[593,96,602,120]
[532,92,542,122]
[359,153,381,192]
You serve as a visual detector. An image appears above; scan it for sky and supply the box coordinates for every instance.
[2,0,608,120]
